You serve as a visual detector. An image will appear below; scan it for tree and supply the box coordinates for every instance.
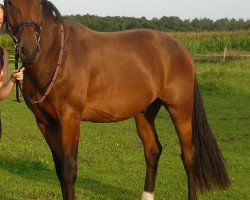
[64,14,250,32]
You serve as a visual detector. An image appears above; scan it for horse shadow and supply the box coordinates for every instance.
[0,156,136,199]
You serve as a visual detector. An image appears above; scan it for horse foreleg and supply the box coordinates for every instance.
[37,116,80,200]
[134,100,162,200]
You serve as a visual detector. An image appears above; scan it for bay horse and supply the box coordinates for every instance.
[3,0,229,199]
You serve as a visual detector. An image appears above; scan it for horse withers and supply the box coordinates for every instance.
[3,0,229,199]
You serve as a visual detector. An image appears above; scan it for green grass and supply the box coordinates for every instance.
[196,60,250,95]
[0,60,249,199]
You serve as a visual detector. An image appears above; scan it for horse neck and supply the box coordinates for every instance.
[40,17,62,60]
[25,18,62,90]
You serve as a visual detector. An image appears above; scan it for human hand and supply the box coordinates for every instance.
[11,67,25,83]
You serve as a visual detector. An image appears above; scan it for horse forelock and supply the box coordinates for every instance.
[42,0,63,23]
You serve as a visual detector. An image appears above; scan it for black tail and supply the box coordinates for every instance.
[192,78,230,192]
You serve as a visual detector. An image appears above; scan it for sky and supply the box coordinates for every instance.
[50,0,249,20]
[0,0,248,20]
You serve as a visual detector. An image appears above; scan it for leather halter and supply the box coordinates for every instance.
[11,20,42,45]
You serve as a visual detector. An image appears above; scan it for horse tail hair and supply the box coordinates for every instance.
[192,78,230,192]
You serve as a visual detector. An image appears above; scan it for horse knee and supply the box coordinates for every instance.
[153,145,162,159]
[145,145,162,167]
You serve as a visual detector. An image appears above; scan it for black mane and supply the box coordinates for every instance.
[42,0,63,23]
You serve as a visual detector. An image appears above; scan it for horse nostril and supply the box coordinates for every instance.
[21,46,28,57]
[19,44,40,63]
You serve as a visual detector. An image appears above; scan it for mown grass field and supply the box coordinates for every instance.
[0,59,249,200]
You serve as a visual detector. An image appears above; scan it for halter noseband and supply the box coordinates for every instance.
[11,20,42,45]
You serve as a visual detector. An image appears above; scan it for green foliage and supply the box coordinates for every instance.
[0,34,15,55]
[0,61,249,199]
[172,31,250,55]
[0,30,249,57]
[66,15,250,32]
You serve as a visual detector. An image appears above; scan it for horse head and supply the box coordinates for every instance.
[4,0,62,64]
[3,0,44,64]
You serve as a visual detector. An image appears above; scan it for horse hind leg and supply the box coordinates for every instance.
[134,99,162,200]
[160,84,197,200]
[167,106,196,200]
[160,78,230,200]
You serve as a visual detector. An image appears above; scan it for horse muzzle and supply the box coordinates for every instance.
[19,43,41,64]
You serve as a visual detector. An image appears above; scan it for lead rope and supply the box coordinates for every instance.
[18,24,64,104]
[15,43,21,103]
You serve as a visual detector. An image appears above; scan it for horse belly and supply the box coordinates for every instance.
[81,84,156,123]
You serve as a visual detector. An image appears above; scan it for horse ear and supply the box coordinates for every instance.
[41,0,46,5]
[41,0,63,24]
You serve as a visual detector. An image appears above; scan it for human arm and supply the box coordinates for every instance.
[0,48,25,100]
[0,68,25,100]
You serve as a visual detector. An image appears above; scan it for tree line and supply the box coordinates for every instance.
[65,14,250,32]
